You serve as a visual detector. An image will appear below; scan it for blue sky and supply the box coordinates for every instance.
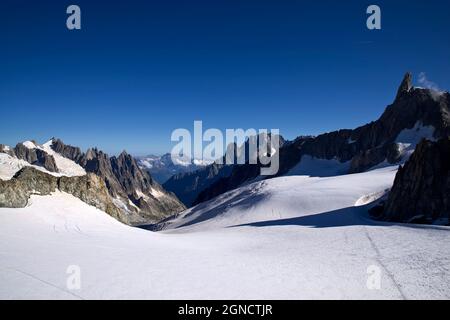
[1,0,449,155]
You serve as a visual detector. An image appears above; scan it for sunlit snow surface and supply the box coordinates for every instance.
[0,166,449,299]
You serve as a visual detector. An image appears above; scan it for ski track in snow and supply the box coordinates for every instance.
[0,167,449,299]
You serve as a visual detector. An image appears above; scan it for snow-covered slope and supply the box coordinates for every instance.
[0,153,52,180]
[395,121,436,159]
[1,167,449,299]
[41,141,86,177]
[160,166,397,231]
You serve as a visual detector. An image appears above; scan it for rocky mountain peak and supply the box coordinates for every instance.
[396,72,413,99]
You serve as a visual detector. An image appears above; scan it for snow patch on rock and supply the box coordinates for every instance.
[395,121,436,159]
[0,153,54,180]
[22,141,37,149]
[41,141,86,177]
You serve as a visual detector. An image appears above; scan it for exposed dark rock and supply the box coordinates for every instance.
[376,138,450,224]
[396,72,412,99]
[51,139,186,223]
[12,143,59,173]
[111,151,154,196]
[0,167,124,222]
[51,138,84,163]
[0,167,58,207]
[349,143,400,173]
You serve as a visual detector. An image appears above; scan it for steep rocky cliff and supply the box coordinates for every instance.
[51,139,186,223]
[373,138,450,224]
[7,142,59,173]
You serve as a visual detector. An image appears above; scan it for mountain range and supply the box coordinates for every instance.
[136,153,210,184]
[162,73,450,225]
[0,72,449,226]
[0,139,185,225]
[1,72,449,299]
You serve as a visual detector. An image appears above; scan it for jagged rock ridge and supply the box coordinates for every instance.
[166,73,450,207]
[51,139,186,224]
[0,139,185,225]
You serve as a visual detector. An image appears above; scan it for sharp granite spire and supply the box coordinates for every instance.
[396,72,413,99]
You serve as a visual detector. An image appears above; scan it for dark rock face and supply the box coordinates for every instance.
[51,138,84,163]
[349,143,400,173]
[0,167,58,207]
[172,73,450,207]
[0,167,124,222]
[396,72,412,99]
[286,73,449,175]
[12,143,59,173]
[376,138,450,224]
[110,151,154,197]
[50,140,186,224]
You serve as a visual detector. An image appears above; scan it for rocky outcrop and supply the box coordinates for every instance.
[111,152,154,197]
[50,139,186,224]
[349,143,400,173]
[51,138,84,163]
[12,143,59,173]
[396,71,412,99]
[373,138,450,224]
[0,167,58,207]
[0,167,125,222]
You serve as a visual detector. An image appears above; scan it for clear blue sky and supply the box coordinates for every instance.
[1,0,449,155]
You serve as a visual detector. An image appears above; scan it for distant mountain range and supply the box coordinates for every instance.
[136,153,210,184]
